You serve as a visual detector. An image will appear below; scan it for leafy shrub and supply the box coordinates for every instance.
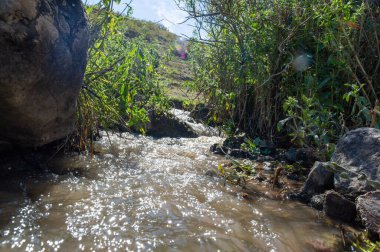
[180,0,380,149]
[76,2,169,152]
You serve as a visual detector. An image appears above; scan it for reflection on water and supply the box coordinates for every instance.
[0,132,343,251]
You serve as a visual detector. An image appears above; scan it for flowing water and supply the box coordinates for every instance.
[0,113,346,252]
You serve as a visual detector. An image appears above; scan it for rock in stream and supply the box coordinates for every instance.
[299,128,380,236]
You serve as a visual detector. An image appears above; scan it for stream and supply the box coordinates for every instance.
[0,111,346,251]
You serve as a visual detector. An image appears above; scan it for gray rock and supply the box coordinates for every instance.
[356,191,380,239]
[332,128,380,198]
[146,111,198,138]
[324,190,356,223]
[0,0,88,147]
[309,194,325,211]
[302,162,335,196]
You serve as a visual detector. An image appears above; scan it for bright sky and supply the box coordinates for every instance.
[84,0,196,37]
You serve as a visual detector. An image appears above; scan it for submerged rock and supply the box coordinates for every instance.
[332,128,380,199]
[0,0,88,147]
[307,237,343,252]
[356,191,380,239]
[324,190,356,223]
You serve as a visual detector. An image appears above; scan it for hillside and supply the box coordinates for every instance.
[124,19,177,48]
[124,18,199,105]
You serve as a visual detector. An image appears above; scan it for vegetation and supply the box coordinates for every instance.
[52,0,380,249]
[119,14,198,104]
[354,234,380,252]
[75,1,194,152]
[78,0,380,162]
[178,0,380,153]
[77,5,162,151]
[76,0,380,173]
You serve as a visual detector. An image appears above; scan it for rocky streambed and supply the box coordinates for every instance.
[0,110,364,252]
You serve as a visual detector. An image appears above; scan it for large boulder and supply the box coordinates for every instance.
[0,0,88,146]
[356,191,380,239]
[331,128,380,199]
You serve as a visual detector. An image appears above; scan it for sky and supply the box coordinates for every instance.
[85,0,196,37]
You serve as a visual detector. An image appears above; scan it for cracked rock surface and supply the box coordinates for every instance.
[0,0,88,146]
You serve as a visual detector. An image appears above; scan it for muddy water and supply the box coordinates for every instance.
[0,131,344,251]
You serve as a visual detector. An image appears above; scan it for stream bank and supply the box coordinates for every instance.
[211,127,380,248]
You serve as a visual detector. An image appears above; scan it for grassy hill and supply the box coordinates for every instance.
[124,19,176,47]
[123,18,199,106]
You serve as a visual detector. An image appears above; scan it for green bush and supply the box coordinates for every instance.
[180,0,380,149]
[76,2,169,152]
